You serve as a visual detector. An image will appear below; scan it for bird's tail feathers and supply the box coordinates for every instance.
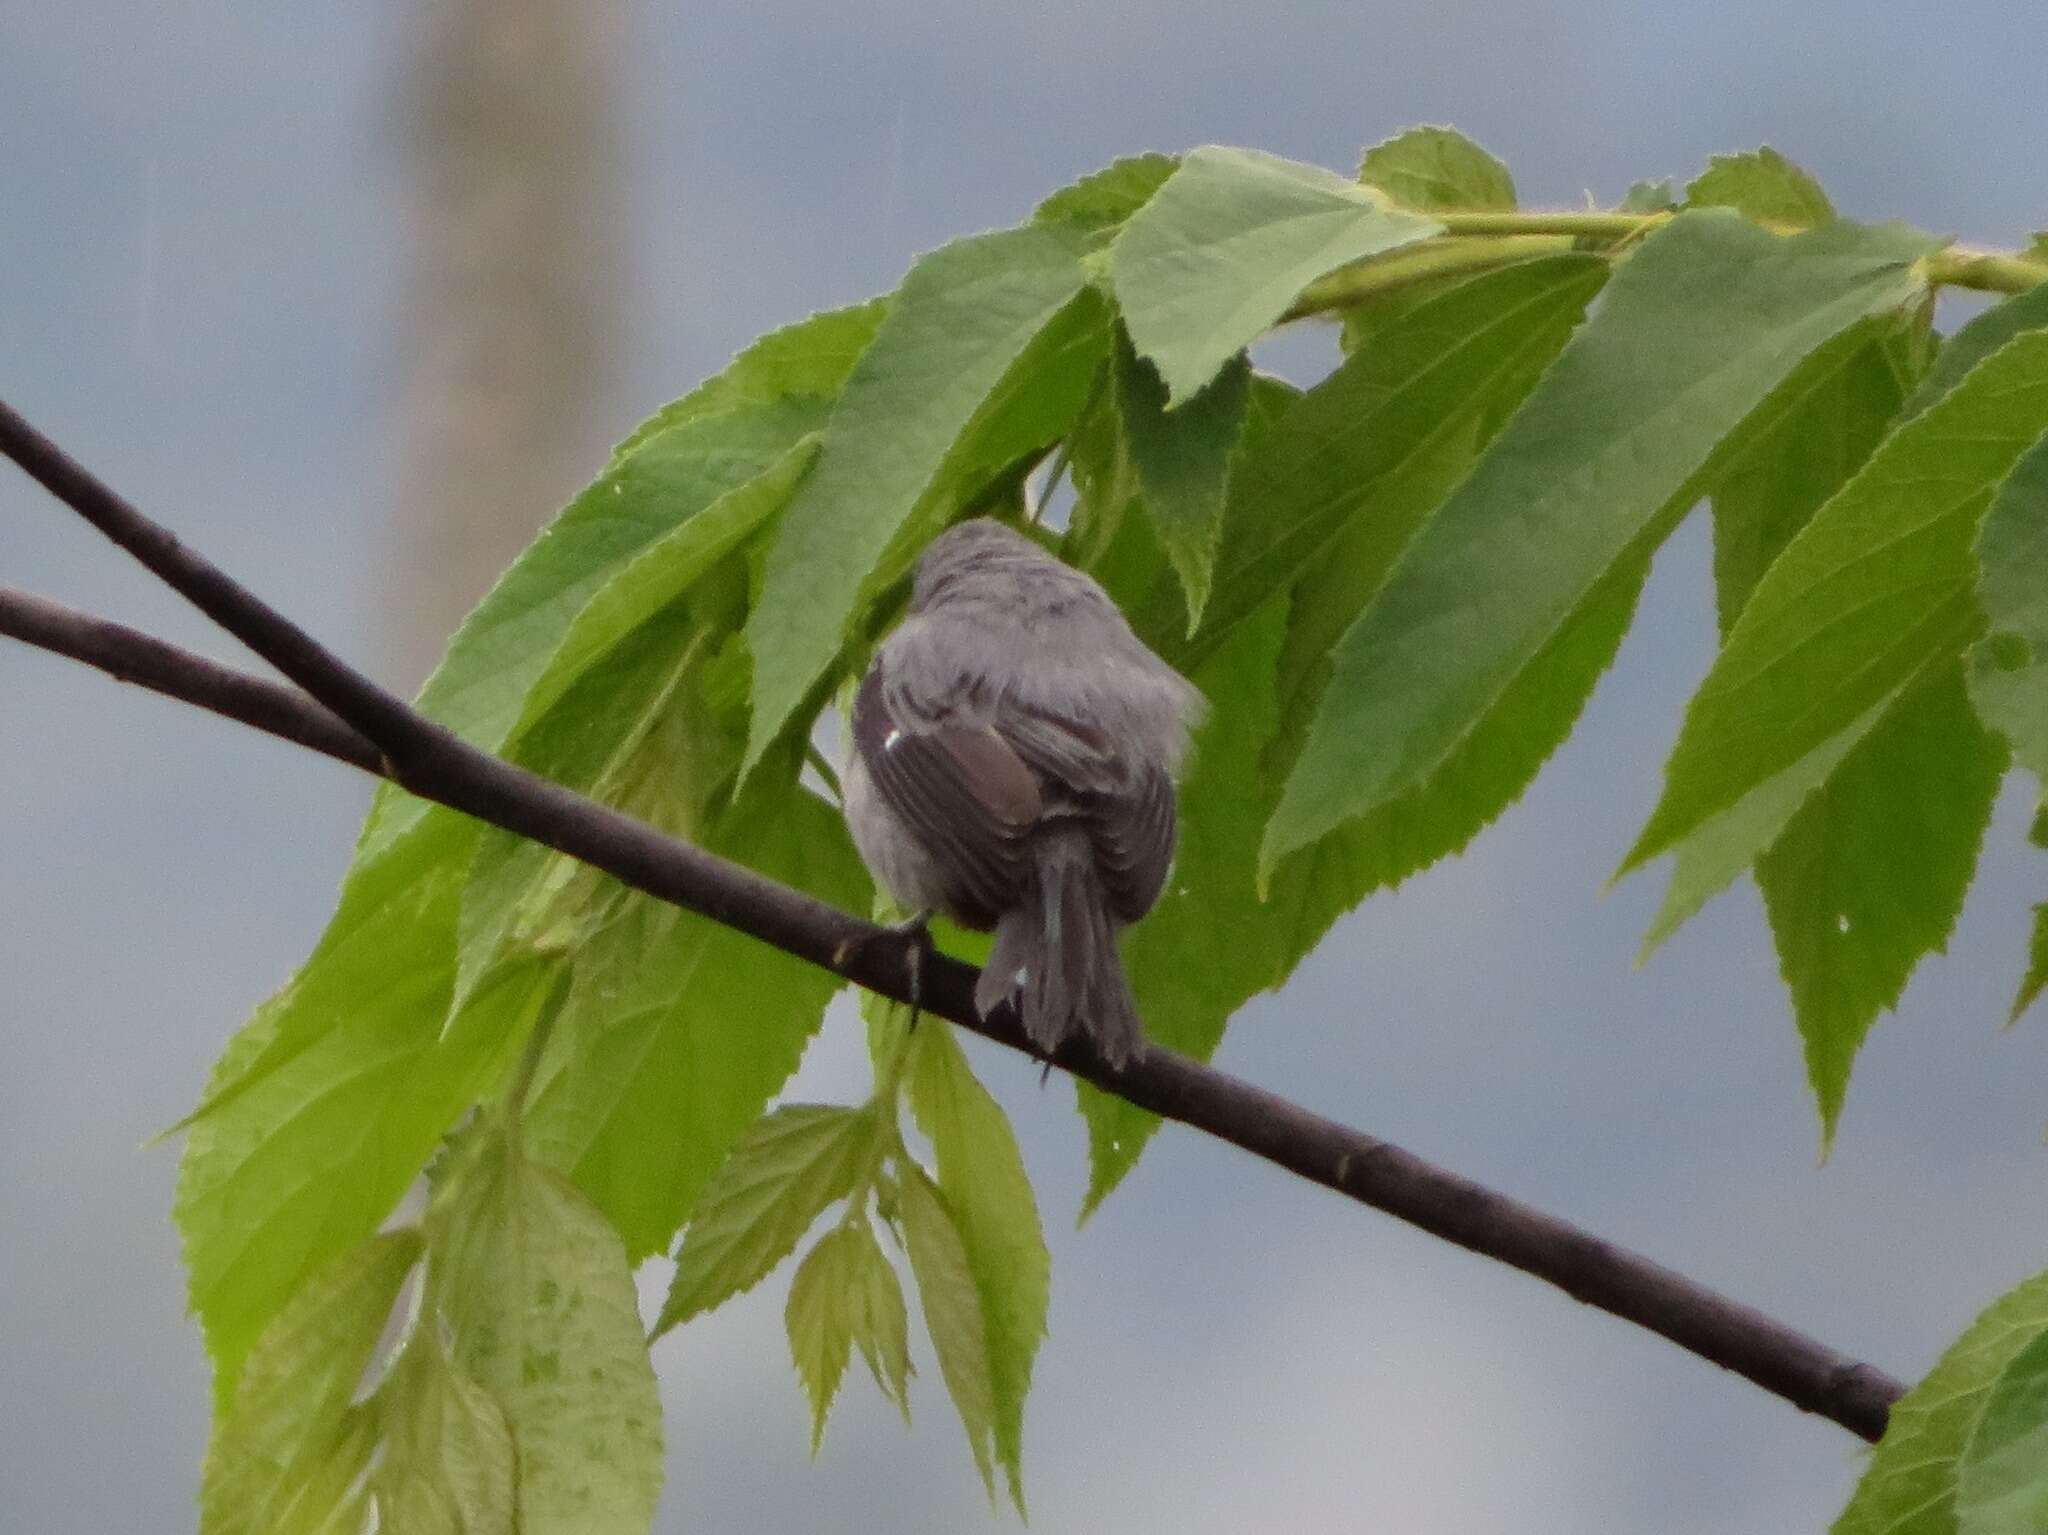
[975,827,1144,1067]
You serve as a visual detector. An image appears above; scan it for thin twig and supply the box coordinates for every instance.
[0,398,1903,1442]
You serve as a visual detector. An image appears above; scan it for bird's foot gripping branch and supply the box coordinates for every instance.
[6,125,2048,1533]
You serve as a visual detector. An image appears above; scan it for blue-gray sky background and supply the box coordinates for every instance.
[5,3,2048,1529]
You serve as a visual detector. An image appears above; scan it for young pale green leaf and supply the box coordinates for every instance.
[1109,145,1441,403]
[1904,282,2048,419]
[785,1225,866,1453]
[1267,212,1937,874]
[1685,145,1835,228]
[1191,253,1609,667]
[523,781,873,1260]
[655,1104,876,1338]
[177,813,514,1404]
[434,1131,663,1535]
[1358,124,1516,211]
[200,1230,420,1535]
[2011,905,2048,1026]
[907,1025,1047,1514]
[1113,332,1251,628]
[367,396,829,863]
[847,1220,913,1418]
[1956,1327,2048,1535]
[898,1164,997,1500]
[370,1330,517,1535]
[1833,1267,2048,1535]
[1969,435,2048,784]
[614,299,888,458]
[1033,153,1179,234]
[1759,665,2004,1148]
[1624,329,2048,878]
[746,223,1094,767]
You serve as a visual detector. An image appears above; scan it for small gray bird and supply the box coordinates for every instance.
[842,517,1202,1067]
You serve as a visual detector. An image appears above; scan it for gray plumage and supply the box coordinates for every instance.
[841,517,1202,1067]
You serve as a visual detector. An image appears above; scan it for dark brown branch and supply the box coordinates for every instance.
[0,398,1903,1442]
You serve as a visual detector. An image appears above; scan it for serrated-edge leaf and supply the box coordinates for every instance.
[1109,145,1441,402]
[1358,124,1516,212]
[1267,213,1937,874]
[2008,905,2048,1027]
[1969,432,2048,783]
[1686,145,1834,228]
[847,1221,914,1419]
[1033,153,1180,234]
[655,1104,875,1337]
[370,1328,517,1535]
[746,223,1091,767]
[785,1225,864,1453]
[1905,284,2048,419]
[1833,1267,2048,1535]
[899,1164,997,1499]
[1956,1325,2048,1535]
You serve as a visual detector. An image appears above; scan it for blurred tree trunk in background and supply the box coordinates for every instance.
[390,0,628,689]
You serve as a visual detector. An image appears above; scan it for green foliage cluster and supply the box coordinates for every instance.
[173,129,2048,1529]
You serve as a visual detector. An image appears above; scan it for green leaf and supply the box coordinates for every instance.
[907,1025,1047,1514]
[1624,329,2048,878]
[2010,906,2048,1026]
[1686,145,1835,228]
[1833,1267,2048,1535]
[746,223,1095,765]
[1109,145,1441,402]
[176,813,517,1404]
[200,1230,420,1535]
[523,780,873,1259]
[1970,433,2048,783]
[1618,179,1678,214]
[368,396,830,863]
[1191,253,1609,667]
[655,1104,876,1337]
[1760,665,2005,1146]
[1267,213,1937,872]
[1358,125,1516,211]
[846,1220,913,1419]
[2027,233,2048,266]
[614,299,888,458]
[1905,282,2048,419]
[898,1164,997,1499]
[1957,1327,2048,1535]
[370,1330,517,1535]
[785,1224,865,1453]
[434,1130,664,1535]
[1113,333,1251,628]
[1033,153,1180,234]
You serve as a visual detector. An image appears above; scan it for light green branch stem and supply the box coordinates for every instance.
[1287,211,2046,323]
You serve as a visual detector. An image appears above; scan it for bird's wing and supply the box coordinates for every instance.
[852,661,1040,927]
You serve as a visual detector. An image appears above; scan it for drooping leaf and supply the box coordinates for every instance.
[433,1130,664,1535]
[1358,125,1516,211]
[199,1230,420,1535]
[907,1025,1047,1513]
[1112,333,1251,627]
[522,780,872,1260]
[1685,146,1835,228]
[1970,434,2048,784]
[1190,253,1609,666]
[1957,1326,2048,1535]
[370,1330,517,1535]
[898,1164,997,1500]
[176,813,515,1404]
[747,223,1096,765]
[1904,282,2048,419]
[846,1220,913,1418]
[2010,906,2048,1027]
[1834,1267,2048,1535]
[1109,145,1440,402]
[614,299,888,458]
[655,1104,877,1338]
[1033,153,1180,235]
[1267,213,1937,872]
[1759,665,2005,1147]
[785,1224,865,1453]
[1623,329,2048,878]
